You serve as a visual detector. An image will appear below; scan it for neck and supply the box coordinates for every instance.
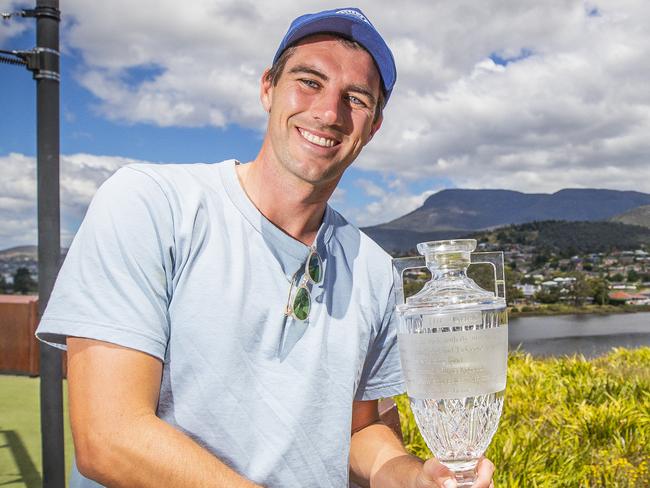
[236,150,337,246]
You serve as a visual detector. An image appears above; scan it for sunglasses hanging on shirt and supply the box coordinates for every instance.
[285,247,323,321]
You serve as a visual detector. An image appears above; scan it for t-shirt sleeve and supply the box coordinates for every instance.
[36,166,174,361]
[354,279,405,401]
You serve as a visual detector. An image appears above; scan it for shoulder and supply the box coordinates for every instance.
[327,207,393,265]
[120,160,232,194]
[326,207,395,300]
[98,160,235,209]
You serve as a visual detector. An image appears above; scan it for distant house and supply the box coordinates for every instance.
[608,291,650,305]
[516,284,540,297]
[553,277,576,285]
[611,284,638,290]
[541,281,558,288]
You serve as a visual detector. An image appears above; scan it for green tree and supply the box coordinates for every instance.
[504,267,523,305]
[627,269,640,282]
[589,277,610,305]
[13,267,37,294]
[535,287,561,304]
[567,274,592,307]
[0,274,8,293]
[521,275,537,285]
[610,273,625,282]
[533,253,549,268]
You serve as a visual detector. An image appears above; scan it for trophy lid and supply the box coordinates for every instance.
[397,239,506,315]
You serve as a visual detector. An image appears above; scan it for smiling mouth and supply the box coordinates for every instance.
[298,128,339,148]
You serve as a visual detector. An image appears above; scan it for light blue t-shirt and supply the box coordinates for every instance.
[37,160,405,487]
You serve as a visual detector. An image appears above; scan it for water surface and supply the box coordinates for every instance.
[508,312,650,357]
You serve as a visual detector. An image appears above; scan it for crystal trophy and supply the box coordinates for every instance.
[393,240,508,487]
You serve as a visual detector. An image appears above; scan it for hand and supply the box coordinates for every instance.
[413,456,495,488]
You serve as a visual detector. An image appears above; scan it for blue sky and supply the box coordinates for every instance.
[1,29,262,161]
[1,1,649,250]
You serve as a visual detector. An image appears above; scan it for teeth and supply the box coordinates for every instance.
[299,128,336,148]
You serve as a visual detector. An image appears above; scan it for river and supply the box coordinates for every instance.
[508,312,650,357]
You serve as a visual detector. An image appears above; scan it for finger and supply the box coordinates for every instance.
[472,457,495,488]
[420,457,457,487]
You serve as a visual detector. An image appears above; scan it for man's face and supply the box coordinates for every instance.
[260,34,383,188]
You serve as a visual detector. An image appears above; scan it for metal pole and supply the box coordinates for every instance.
[34,0,64,486]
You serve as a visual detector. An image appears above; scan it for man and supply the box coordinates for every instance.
[37,7,495,488]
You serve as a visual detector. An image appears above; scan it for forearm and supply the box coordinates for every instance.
[349,422,422,488]
[76,412,261,488]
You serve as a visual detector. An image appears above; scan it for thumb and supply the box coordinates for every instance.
[415,458,457,488]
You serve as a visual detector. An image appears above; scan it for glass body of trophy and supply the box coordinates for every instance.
[393,239,508,486]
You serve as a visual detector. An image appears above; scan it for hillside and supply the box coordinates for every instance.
[468,220,650,256]
[611,204,650,228]
[362,188,650,252]
[0,245,38,259]
[0,246,67,260]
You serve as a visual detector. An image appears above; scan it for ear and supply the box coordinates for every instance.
[260,68,273,113]
[367,114,383,142]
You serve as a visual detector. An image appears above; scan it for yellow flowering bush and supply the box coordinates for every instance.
[395,347,650,487]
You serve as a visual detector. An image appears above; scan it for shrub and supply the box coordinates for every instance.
[395,348,650,487]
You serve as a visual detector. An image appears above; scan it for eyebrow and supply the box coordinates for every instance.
[288,64,377,107]
[347,84,377,107]
[288,64,328,81]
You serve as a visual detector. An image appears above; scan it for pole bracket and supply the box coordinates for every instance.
[2,6,60,21]
[0,47,60,80]
[21,6,61,21]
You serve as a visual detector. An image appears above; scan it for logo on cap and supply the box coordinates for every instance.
[335,9,370,24]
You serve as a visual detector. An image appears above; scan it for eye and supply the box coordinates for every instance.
[347,95,368,108]
[300,79,320,89]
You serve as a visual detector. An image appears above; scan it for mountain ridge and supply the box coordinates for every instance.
[362,188,650,252]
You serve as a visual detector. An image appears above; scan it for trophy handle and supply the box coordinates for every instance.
[392,256,427,306]
[470,251,506,300]
[392,252,507,305]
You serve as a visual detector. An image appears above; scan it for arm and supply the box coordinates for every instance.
[67,337,262,488]
[349,400,495,488]
[349,399,422,487]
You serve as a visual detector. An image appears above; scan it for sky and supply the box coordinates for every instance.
[1,0,649,250]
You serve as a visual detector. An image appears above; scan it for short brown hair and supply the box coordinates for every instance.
[265,37,385,123]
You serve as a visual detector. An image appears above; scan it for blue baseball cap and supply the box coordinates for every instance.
[273,7,397,103]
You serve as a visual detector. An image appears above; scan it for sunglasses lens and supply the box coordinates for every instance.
[293,286,311,321]
[307,251,323,284]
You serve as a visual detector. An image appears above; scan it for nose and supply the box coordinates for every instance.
[311,88,345,127]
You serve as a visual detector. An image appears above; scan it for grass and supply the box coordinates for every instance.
[395,347,650,487]
[0,376,74,487]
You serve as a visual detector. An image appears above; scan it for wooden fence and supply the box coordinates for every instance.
[0,294,41,375]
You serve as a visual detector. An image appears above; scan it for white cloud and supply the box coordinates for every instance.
[330,187,346,204]
[348,178,437,227]
[0,1,30,45]
[0,152,154,249]
[357,0,650,194]
[49,0,650,196]
[3,0,650,232]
